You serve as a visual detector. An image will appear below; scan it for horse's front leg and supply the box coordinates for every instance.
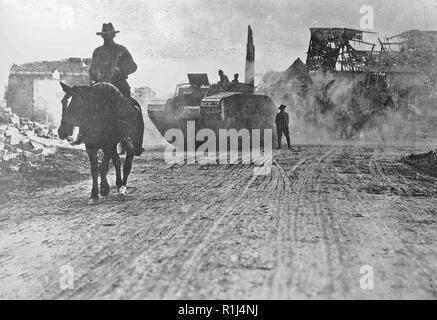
[112,145,123,191]
[120,152,135,196]
[86,147,99,204]
[99,146,113,197]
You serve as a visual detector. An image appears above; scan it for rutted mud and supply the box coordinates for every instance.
[0,143,436,299]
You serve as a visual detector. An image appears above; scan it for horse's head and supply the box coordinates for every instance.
[58,82,97,140]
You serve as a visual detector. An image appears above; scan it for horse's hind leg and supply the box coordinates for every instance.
[86,147,99,204]
[112,148,122,191]
[99,147,112,197]
[120,152,135,195]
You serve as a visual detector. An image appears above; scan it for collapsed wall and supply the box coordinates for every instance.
[0,105,74,167]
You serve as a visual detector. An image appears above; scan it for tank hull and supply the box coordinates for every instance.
[148,93,277,149]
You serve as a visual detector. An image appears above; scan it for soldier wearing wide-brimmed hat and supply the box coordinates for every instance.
[81,23,144,155]
[275,104,291,149]
[89,23,137,98]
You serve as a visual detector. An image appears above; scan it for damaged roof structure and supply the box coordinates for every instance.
[306,27,437,77]
[258,26,437,140]
[380,30,437,75]
[306,28,377,72]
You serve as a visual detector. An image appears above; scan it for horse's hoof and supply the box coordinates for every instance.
[88,198,99,205]
[118,186,127,196]
[100,183,110,197]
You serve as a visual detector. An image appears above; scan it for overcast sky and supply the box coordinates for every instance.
[2,0,437,97]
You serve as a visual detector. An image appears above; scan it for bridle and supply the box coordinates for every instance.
[62,89,102,127]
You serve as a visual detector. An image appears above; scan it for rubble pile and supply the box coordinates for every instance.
[0,107,90,204]
[0,107,61,168]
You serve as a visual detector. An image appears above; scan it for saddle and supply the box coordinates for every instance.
[91,82,144,155]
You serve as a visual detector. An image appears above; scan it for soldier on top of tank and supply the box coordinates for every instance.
[218,69,230,84]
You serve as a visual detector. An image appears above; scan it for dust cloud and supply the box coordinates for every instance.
[256,67,437,146]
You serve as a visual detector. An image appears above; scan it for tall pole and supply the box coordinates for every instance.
[245,25,255,90]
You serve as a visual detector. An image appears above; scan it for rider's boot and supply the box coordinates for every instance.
[120,135,144,156]
[120,136,136,154]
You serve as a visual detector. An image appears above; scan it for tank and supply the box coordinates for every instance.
[148,75,276,148]
[147,26,276,148]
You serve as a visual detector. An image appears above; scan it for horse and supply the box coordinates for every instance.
[58,82,143,204]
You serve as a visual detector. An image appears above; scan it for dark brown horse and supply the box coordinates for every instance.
[58,82,142,204]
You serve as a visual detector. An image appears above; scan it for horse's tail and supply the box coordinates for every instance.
[122,98,144,156]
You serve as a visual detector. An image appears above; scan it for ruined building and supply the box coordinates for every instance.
[306,27,377,73]
[6,58,91,123]
[379,30,437,76]
[258,27,437,139]
[305,28,437,81]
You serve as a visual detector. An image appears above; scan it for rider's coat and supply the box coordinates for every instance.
[89,42,137,96]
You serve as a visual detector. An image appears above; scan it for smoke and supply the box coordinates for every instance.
[256,66,437,144]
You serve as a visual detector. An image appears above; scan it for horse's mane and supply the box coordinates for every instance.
[63,82,123,103]
[63,82,125,116]
[61,83,124,131]
[91,82,124,104]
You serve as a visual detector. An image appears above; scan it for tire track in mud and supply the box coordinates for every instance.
[316,147,385,297]
[292,149,348,298]
[369,151,437,293]
[311,149,357,297]
[2,147,437,299]
[313,148,393,297]
[154,185,258,298]
[332,148,408,297]
[267,155,310,299]
[162,175,258,298]
[157,153,270,298]
[89,153,261,298]
[57,159,257,299]
[270,147,363,298]
[268,148,340,299]
[1,154,256,299]
[163,151,311,299]
[329,147,437,298]
[337,148,419,297]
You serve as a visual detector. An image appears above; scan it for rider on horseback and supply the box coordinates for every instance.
[72,23,144,156]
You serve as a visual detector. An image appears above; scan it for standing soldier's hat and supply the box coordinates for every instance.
[96,23,120,35]
[279,104,286,110]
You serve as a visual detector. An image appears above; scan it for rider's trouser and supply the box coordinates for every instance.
[112,78,131,98]
[114,98,144,155]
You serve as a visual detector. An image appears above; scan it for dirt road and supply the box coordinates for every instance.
[1,143,436,299]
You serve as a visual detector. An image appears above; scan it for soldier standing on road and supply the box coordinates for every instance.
[275,104,291,149]
[232,73,240,84]
[89,23,137,97]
